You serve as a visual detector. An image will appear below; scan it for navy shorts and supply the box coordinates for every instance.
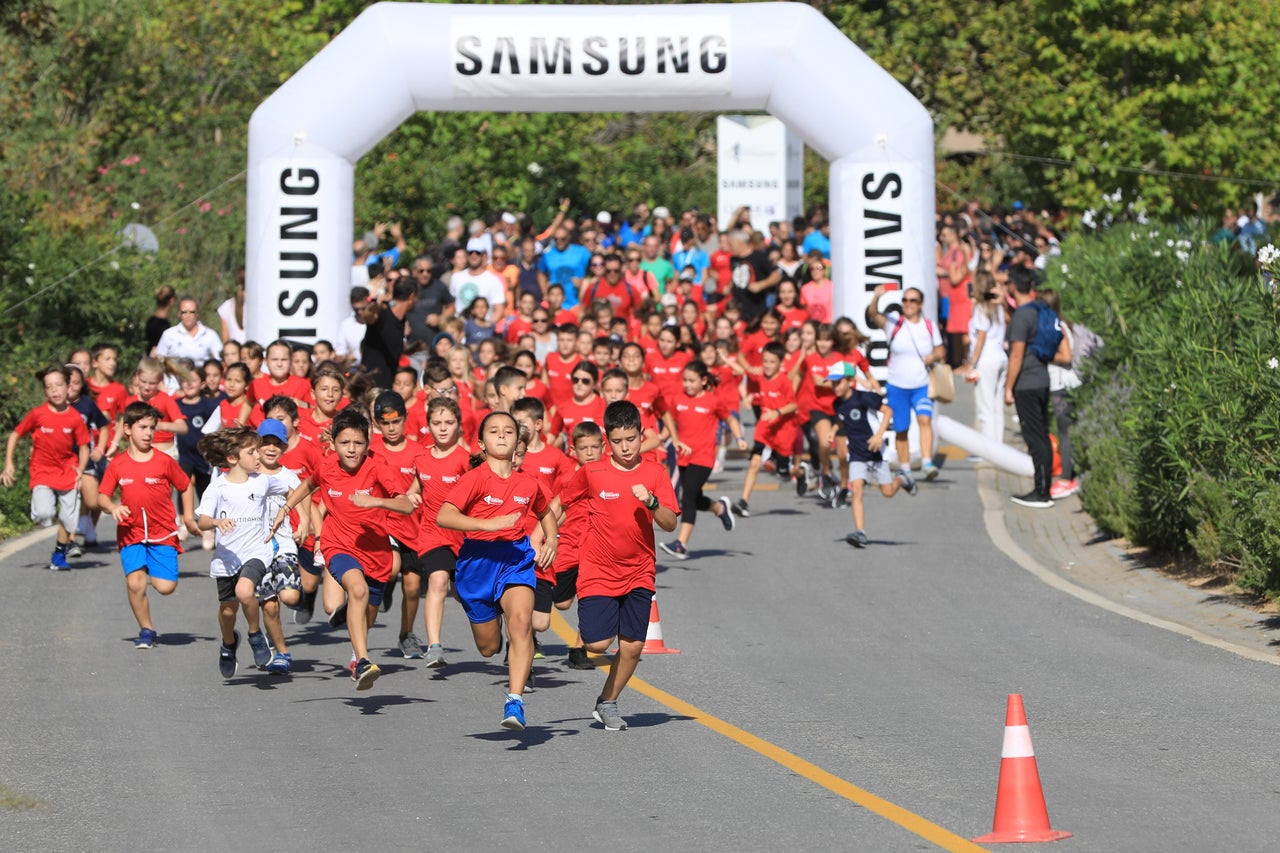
[578,588,654,645]
[327,552,385,609]
[454,538,535,624]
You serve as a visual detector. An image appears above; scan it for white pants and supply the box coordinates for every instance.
[973,355,1008,444]
[32,485,80,531]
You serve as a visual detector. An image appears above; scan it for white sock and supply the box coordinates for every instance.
[507,692,522,703]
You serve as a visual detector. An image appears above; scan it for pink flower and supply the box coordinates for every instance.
[111,211,119,218]
[175,227,187,235]
[199,202,212,213]
[139,168,146,174]
[177,182,184,190]
[97,166,109,175]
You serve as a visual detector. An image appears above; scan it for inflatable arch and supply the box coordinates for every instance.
[245,1,935,372]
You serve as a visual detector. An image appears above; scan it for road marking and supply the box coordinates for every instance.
[548,612,985,852]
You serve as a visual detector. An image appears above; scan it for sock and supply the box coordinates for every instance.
[55,541,69,555]
[507,692,522,703]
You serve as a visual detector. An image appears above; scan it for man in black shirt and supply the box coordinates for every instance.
[729,230,780,322]
[359,275,417,390]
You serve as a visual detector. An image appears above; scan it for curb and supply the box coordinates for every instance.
[976,466,1279,668]
[0,525,58,563]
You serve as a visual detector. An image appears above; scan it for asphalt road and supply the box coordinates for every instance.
[2,396,1278,852]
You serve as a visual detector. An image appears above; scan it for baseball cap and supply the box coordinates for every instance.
[679,268,696,282]
[465,237,487,254]
[661,293,679,308]
[257,418,288,445]
[597,210,612,224]
[652,206,671,220]
[373,390,407,423]
[1011,200,1025,211]
[501,211,517,225]
[826,362,861,381]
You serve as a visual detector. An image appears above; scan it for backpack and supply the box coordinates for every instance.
[1028,302,1064,362]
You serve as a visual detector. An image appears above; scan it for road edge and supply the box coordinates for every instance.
[0,525,57,563]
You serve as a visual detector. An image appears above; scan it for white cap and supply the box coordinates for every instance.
[653,206,671,220]
[501,211,518,225]
[465,238,488,253]
[661,293,678,307]
[596,210,612,224]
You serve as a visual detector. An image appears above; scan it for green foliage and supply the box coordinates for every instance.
[1055,222,1280,594]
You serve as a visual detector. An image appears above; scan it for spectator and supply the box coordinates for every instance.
[639,235,675,297]
[405,254,453,366]
[156,296,223,366]
[335,286,370,367]
[488,244,519,306]
[729,230,780,322]
[538,226,592,309]
[217,270,246,344]
[616,202,650,249]
[358,274,416,390]
[801,215,831,259]
[439,214,466,263]
[450,239,507,322]
[672,227,711,286]
[146,285,177,357]
[514,236,544,301]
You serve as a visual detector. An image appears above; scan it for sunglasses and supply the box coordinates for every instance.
[902,297,922,304]
[532,317,549,323]
[571,376,593,385]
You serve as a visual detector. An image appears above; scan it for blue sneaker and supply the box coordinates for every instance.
[49,550,70,571]
[501,696,526,731]
[247,631,271,668]
[219,630,240,679]
[135,628,157,649]
[659,540,689,561]
[266,652,292,675]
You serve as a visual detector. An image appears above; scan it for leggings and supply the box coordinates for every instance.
[1051,390,1075,479]
[679,464,714,526]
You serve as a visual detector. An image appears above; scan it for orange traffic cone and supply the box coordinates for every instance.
[974,694,1072,844]
[641,595,680,655]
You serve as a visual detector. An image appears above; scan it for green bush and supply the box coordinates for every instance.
[1051,223,1280,595]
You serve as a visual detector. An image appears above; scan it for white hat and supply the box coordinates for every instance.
[501,211,518,225]
[653,206,671,220]
[661,293,678,307]
[596,210,612,224]
[465,238,488,253]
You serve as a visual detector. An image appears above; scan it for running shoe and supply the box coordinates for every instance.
[247,631,271,668]
[380,578,396,613]
[501,696,526,731]
[922,462,940,481]
[219,630,240,679]
[830,488,850,509]
[266,652,292,675]
[659,540,689,560]
[593,699,628,731]
[1050,478,1080,499]
[533,636,544,660]
[399,632,424,659]
[717,496,735,531]
[425,643,447,669]
[67,543,83,559]
[898,471,919,496]
[49,550,70,571]
[732,498,750,518]
[566,646,594,670]
[845,530,869,549]
[293,589,316,625]
[353,658,381,691]
[135,628,157,650]
[796,461,811,497]
[327,600,348,629]
[1011,491,1054,509]
[816,473,836,502]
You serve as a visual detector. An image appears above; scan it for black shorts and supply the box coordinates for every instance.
[552,566,579,605]
[533,578,554,614]
[420,545,457,577]
[214,559,267,602]
[398,542,424,577]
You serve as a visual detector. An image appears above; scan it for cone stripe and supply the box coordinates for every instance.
[1000,724,1035,758]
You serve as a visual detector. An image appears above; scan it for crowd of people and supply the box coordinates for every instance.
[4,197,1095,733]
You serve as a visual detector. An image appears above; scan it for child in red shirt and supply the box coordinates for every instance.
[551,362,607,449]
[437,411,558,732]
[120,357,189,458]
[546,421,606,670]
[3,366,93,570]
[250,340,313,409]
[561,400,679,731]
[646,326,692,406]
[733,342,798,518]
[98,402,198,647]
[543,324,583,410]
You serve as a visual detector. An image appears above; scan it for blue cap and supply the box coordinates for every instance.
[1012,200,1025,211]
[256,418,288,445]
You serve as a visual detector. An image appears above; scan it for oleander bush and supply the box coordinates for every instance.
[1049,223,1280,595]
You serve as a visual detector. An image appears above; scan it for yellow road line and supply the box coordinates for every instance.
[548,612,985,852]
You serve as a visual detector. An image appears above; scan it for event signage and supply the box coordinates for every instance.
[716,116,804,231]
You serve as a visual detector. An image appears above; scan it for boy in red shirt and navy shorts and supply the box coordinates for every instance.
[561,401,679,731]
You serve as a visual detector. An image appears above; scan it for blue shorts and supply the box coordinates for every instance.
[327,552,385,609]
[578,588,654,645]
[885,383,934,433]
[454,538,536,624]
[120,544,179,582]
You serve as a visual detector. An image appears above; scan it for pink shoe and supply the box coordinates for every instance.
[1050,478,1079,499]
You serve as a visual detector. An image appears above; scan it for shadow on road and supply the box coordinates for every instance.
[467,725,578,750]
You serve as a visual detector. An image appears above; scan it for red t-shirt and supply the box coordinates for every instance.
[709,250,733,300]
[218,397,251,429]
[637,335,661,363]
[712,364,740,413]
[670,391,732,469]
[739,331,778,395]
[278,437,322,549]
[521,444,577,495]
[99,450,190,548]
[312,453,404,582]
[544,351,582,409]
[442,464,549,543]
[582,277,644,320]
[562,458,679,597]
[296,410,334,446]
[125,392,185,446]
[87,379,128,421]
[373,440,421,549]
[504,316,534,344]
[797,350,843,415]
[552,478,590,574]
[752,371,798,454]
[779,306,809,334]
[251,375,313,408]
[411,445,470,555]
[553,396,607,444]
[16,405,91,491]
[646,350,693,405]
[523,377,551,406]
[626,380,665,421]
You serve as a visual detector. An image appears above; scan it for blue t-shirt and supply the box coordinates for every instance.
[672,247,711,284]
[835,390,887,463]
[801,230,831,259]
[538,243,591,307]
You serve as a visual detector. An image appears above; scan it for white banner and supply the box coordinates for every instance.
[716,116,804,231]
[450,15,732,98]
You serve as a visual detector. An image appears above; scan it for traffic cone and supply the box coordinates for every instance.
[973,694,1072,844]
[641,595,680,655]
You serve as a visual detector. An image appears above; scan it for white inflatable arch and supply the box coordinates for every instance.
[245,1,935,371]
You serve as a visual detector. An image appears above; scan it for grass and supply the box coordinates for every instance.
[0,783,45,811]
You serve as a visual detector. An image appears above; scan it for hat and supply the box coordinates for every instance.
[501,211,517,225]
[826,362,861,381]
[432,332,455,350]
[661,293,678,308]
[596,210,612,225]
[679,268,696,282]
[373,390,407,423]
[652,206,671,220]
[607,333,625,346]
[465,237,488,254]
[256,418,288,445]
[1011,200,1025,211]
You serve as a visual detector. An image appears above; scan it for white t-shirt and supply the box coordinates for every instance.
[885,311,942,389]
[449,269,507,321]
[196,472,290,577]
[335,313,365,364]
[262,467,302,558]
[156,322,222,365]
[216,298,244,344]
[970,307,1007,364]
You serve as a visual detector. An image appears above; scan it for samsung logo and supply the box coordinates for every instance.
[454,34,728,77]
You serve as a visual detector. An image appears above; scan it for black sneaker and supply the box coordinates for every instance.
[731,498,750,518]
[898,471,919,496]
[327,600,348,629]
[1011,491,1054,509]
[566,646,595,670]
[659,540,689,560]
[293,589,316,624]
[218,630,240,679]
[845,530,869,548]
[796,461,811,497]
[717,496,735,531]
[830,488,850,509]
